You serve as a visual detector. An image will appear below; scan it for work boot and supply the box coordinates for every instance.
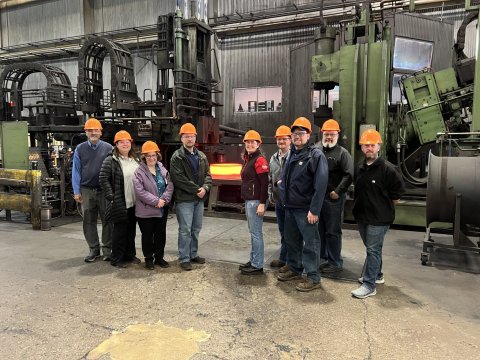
[180,262,193,271]
[145,259,154,270]
[84,249,100,262]
[295,278,322,292]
[155,258,170,268]
[278,265,289,273]
[127,256,141,264]
[277,269,301,281]
[191,256,205,264]
[270,259,285,268]
[238,261,251,270]
[321,264,342,273]
[241,266,264,275]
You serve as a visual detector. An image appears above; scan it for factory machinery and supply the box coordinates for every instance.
[311,0,480,264]
[0,8,245,228]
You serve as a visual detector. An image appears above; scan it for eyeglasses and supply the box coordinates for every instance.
[323,132,338,137]
[291,131,308,137]
[145,154,157,159]
[276,137,291,142]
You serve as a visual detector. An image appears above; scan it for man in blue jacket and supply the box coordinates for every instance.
[277,117,329,291]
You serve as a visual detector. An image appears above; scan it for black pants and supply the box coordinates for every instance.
[137,208,169,261]
[111,206,137,264]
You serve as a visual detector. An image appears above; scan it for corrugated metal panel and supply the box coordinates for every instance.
[1,0,82,47]
[217,0,323,16]
[95,0,176,33]
[218,25,315,133]
[393,12,454,71]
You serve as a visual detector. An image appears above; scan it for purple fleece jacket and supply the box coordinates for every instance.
[133,162,174,218]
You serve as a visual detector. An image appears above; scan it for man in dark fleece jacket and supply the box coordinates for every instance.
[351,129,405,299]
[277,117,328,292]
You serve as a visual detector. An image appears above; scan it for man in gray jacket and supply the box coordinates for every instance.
[268,125,291,270]
[170,123,212,271]
[315,119,353,273]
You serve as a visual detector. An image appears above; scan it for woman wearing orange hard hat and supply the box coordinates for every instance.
[133,141,174,270]
[238,130,269,275]
[99,130,141,268]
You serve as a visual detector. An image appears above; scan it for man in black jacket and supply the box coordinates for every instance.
[315,119,353,273]
[277,117,329,292]
[351,129,405,299]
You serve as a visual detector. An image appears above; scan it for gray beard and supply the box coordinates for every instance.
[322,139,338,148]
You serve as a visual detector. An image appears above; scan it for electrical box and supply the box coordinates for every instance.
[0,121,29,170]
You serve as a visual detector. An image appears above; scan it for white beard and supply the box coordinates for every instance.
[322,138,338,148]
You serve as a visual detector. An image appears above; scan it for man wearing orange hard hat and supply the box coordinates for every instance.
[315,119,353,274]
[72,118,113,263]
[170,123,212,271]
[277,117,329,292]
[351,128,405,299]
[267,125,292,271]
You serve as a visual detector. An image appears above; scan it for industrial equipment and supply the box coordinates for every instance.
[311,1,480,263]
[0,8,244,226]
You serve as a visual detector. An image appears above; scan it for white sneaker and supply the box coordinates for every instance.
[358,276,385,285]
[351,285,376,299]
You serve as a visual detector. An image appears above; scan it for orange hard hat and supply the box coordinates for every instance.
[84,118,102,130]
[359,129,382,145]
[179,123,197,135]
[321,119,340,132]
[291,116,312,133]
[141,140,160,154]
[275,125,292,138]
[114,130,133,144]
[243,130,262,144]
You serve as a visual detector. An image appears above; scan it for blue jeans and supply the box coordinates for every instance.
[275,204,288,263]
[176,201,204,263]
[245,200,265,269]
[284,208,321,283]
[357,223,389,289]
[318,194,345,268]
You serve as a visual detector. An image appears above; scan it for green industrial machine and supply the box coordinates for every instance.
[311,1,480,263]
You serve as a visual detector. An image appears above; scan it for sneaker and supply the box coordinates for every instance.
[84,249,100,262]
[191,256,205,264]
[278,265,289,273]
[111,261,128,268]
[180,262,193,271]
[270,259,286,268]
[295,278,322,292]
[352,285,377,299]
[321,264,343,273]
[277,269,301,281]
[241,266,264,275]
[145,260,154,270]
[127,256,141,264]
[238,261,251,270]
[154,259,170,268]
[358,276,385,285]
[102,255,111,262]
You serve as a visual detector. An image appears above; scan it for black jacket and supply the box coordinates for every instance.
[241,150,269,203]
[322,145,354,195]
[99,153,139,223]
[279,144,329,215]
[352,157,405,225]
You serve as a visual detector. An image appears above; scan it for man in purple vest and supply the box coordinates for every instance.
[72,118,113,262]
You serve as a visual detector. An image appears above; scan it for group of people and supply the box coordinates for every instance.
[72,119,210,271]
[72,116,404,299]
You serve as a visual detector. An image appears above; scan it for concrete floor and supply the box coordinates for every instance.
[1,213,479,360]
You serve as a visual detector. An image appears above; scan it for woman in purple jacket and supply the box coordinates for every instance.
[133,141,174,270]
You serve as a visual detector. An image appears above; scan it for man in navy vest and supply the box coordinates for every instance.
[72,118,113,262]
